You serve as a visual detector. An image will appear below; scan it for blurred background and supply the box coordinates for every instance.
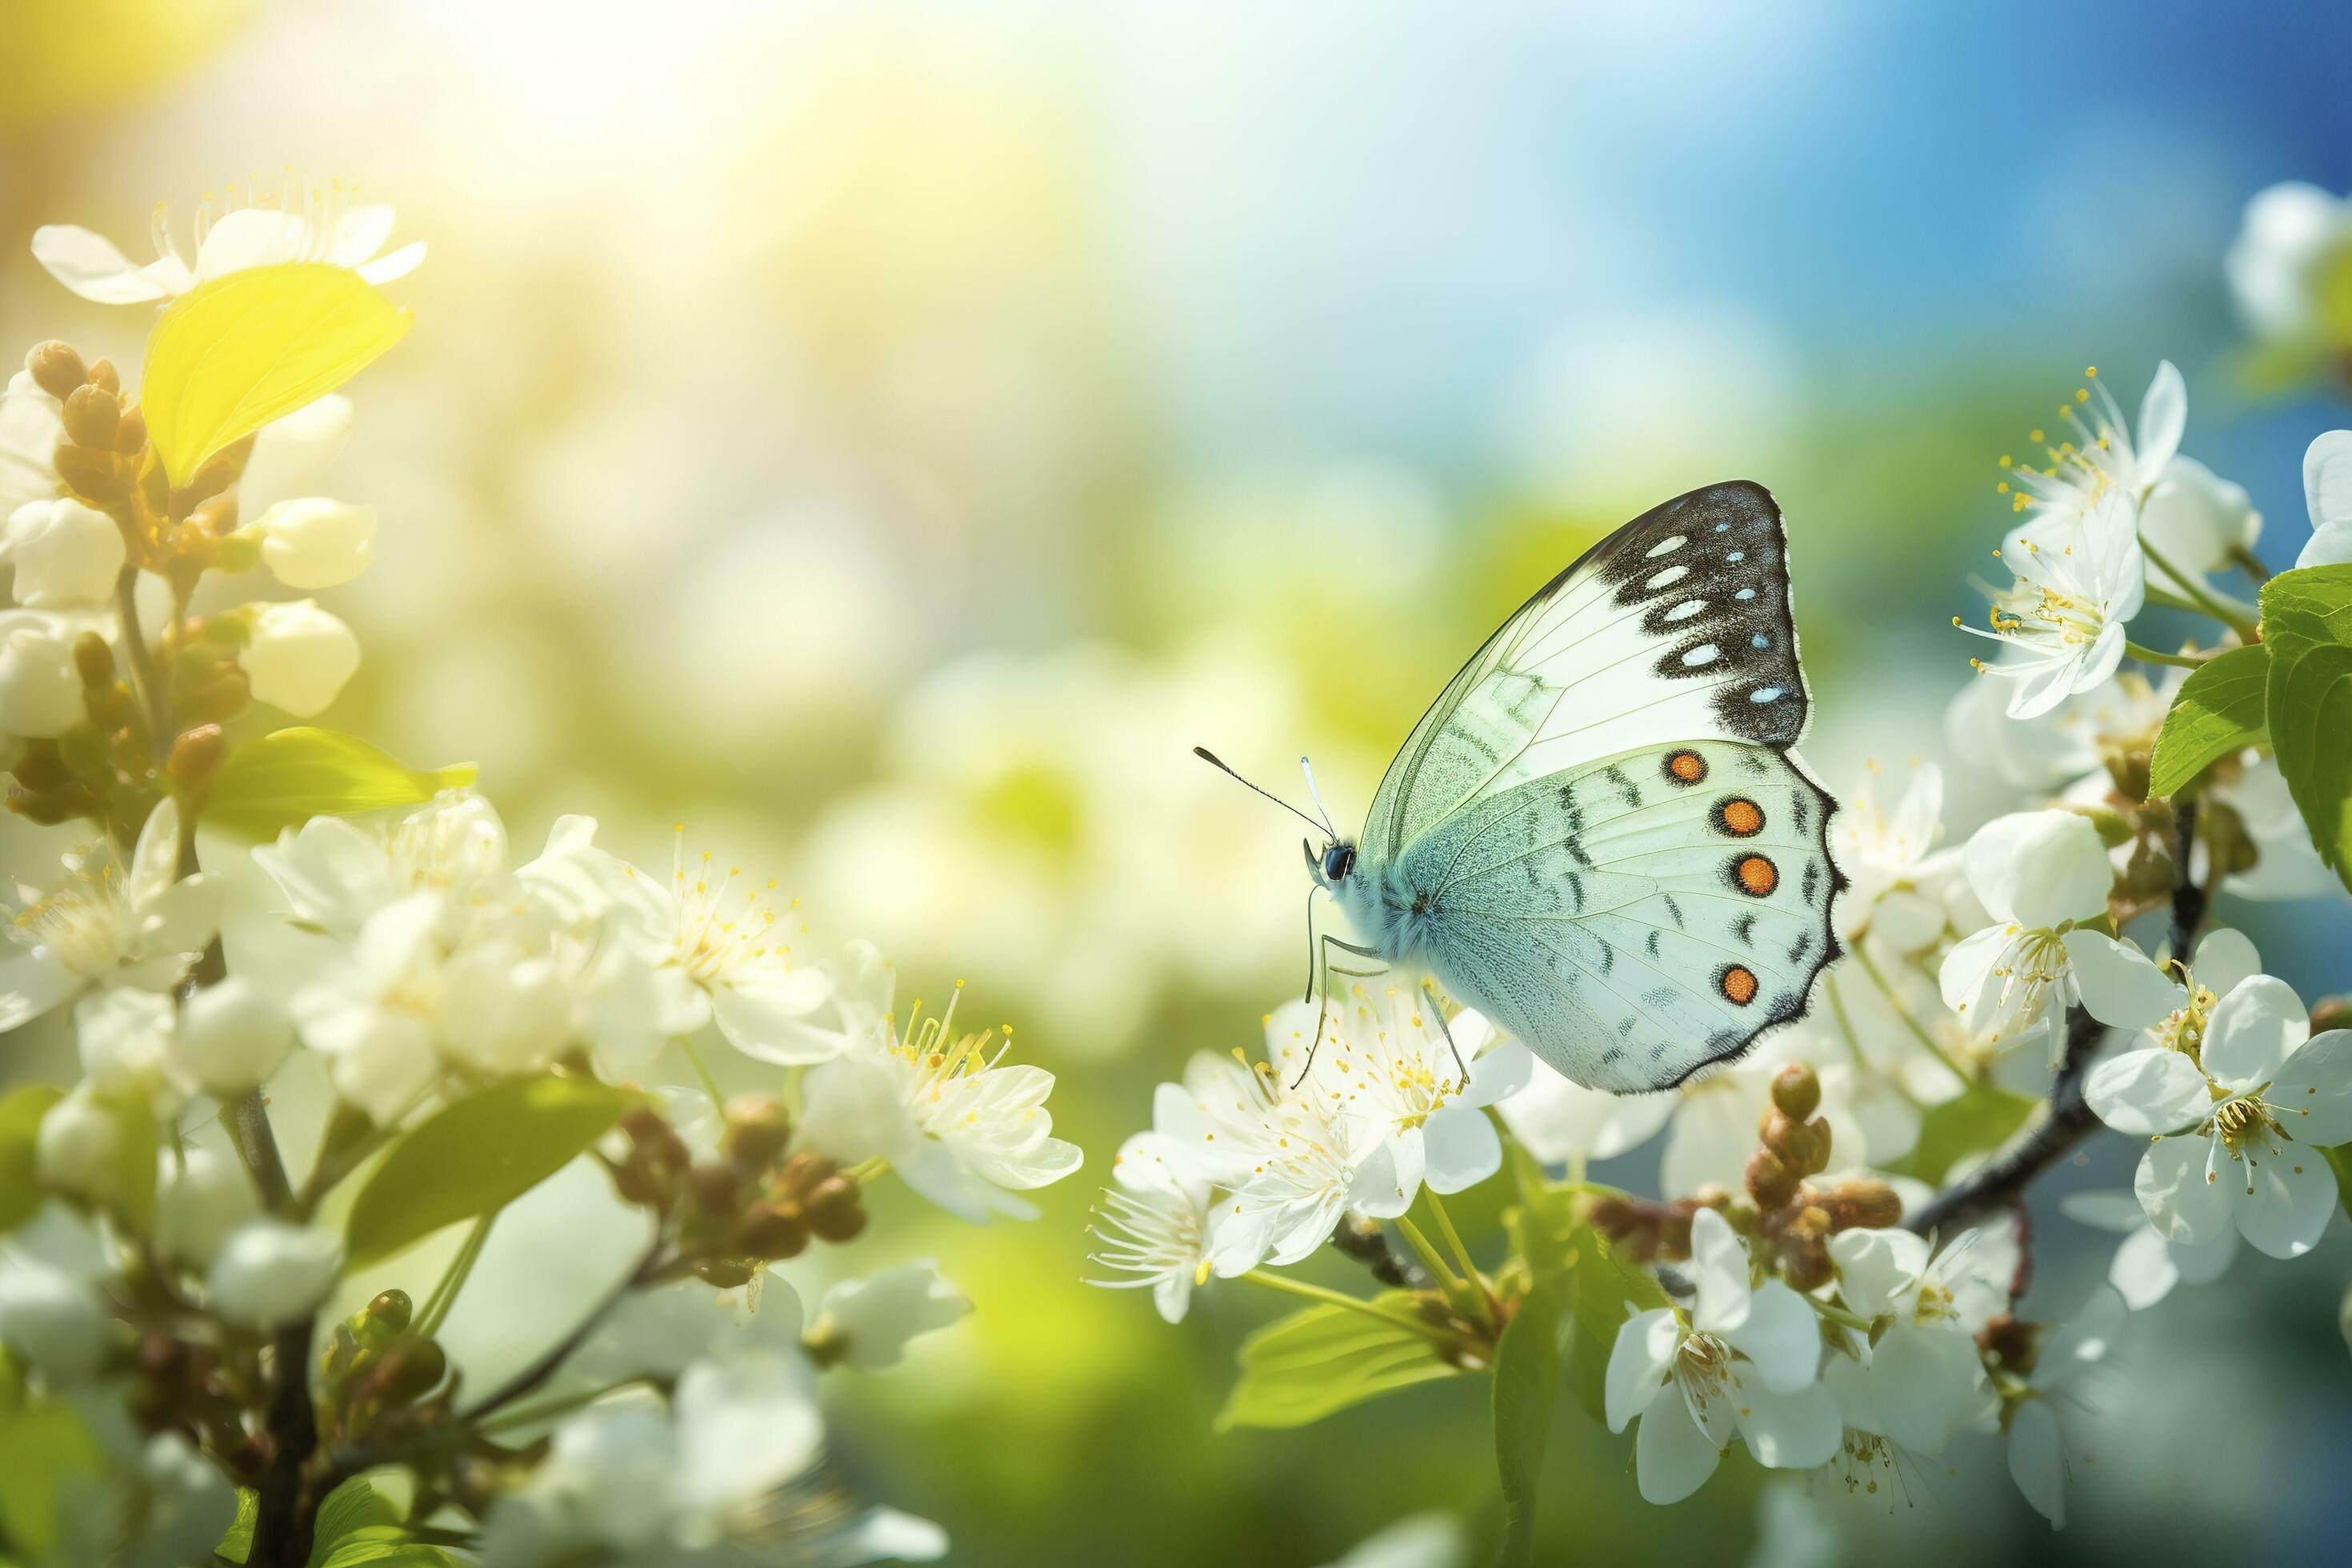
[6,1,2352,1562]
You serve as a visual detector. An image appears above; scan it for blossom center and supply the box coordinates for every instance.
[13,861,126,978]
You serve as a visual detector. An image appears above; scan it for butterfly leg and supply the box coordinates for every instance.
[1422,981,1468,1084]
[1295,936,1388,1089]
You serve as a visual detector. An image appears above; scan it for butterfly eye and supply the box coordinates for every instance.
[1716,964,1759,1006]
[1712,798,1765,838]
[1730,854,1779,897]
[1662,750,1708,786]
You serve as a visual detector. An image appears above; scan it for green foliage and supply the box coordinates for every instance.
[1893,1084,2038,1186]
[2147,643,2270,798]
[0,1394,102,1558]
[344,1075,636,1267]
[204,727,477,841]
[0,1087,62,1236]
[2261,566,2352,894]
[1558,1223,1668,1428]
[215,1478,458,1566]
[2322,1145,2352,1221]
[217,1489,258,1562]
[110,1095,159,1237]
[1214,1294,1464,1431]
[1490,1279,1562,1568]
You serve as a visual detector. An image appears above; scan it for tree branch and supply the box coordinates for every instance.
[458,1238,666,1423]
[1909,800,2210,1236]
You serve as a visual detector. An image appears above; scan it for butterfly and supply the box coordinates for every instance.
[1203,480,1843,1094]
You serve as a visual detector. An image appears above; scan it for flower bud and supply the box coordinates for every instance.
[1778,1234,1833,1292]
[34,1088,119,1201]
[51,445,124,506]
[694,1257,758,1289]
[738,1202,810,1261]
[1976,1311,2038,1375]
[3,499,124,610]
[86,358,119,397]
[1820,1178,1903,1232]
[720,1094,792,1171]
[157,1147,261,1268]
[362,1289,414,1342]
[169,723,227,791]
[1769,1062,1820,1122]
[174,977,294,1097]
[1744,1146,1798,1210]
[26,342,86,401]
[237,599,359,717]
[804,1176,866,1243]
[1688,1183,1734,1211]
[0,1258,112,1383]
[72,631,114,689]
[60,384,118,450]
[686,1161,742,1218]
[250,499,376,590]
[207,1218,341,1329]
[0,612,92,738]
[112,405,146,455]
[369,1336,447,1405]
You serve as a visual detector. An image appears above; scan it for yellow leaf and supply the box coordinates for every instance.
[140,262,410,485]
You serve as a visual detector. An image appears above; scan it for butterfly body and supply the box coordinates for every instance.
[1310,482,1842,1094]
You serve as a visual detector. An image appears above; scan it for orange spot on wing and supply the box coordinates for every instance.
[1665,749,1707,784]
[1734,854,1778,896]
[1719,965,1758,1005]
[1718,798,1763,836]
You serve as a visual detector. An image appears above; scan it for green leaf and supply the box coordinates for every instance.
[0,1400,102,1557]
[216,1488,258,1562]
[2147,643,2271,798]
[1891,1084,2038,1187]
[1560,1223,1667,1426]
[206,727,477,841]
[142,262,411,486]
[108,1095,159,1237]
[1491,1280,1564,1568]
[2260,565,2352,894]
[344,1076,635,1267]
[1215,1293,1463,1431]
[306,1477,398,1566]
[0,1087,62,1236]
[2322,1144,2352,1222]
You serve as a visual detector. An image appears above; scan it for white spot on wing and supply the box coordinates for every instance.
[1750,686,1784,703]
[1682,643,1720,666]
[1646,535,1687,558]
[1645,564,1689,590]
[1665,599,1706,622]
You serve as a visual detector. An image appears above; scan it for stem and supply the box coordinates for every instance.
[2138,534,2261,639]
[110,566,171,765]
[247,1316,319,1568]
[1240,1270,1454,1342]
[413,1212,496,1341]
[222,1090,294,1215]
[1326,1216,1424,1290]
[476,1374,652,1434]
[1421,1193,1493,1325]
[460,1238,665,1423]
[1850,944,1970,1086]
[677,1036,724,1110]
[1806,1295,1873,1333]
[2123,640,2210,670]
[1391,1214,1466,1298]
[2226,544,2273,585]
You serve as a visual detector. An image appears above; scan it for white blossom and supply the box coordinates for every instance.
[251,789,509,941]
[206,1218,340,1328]
[4,498,125,608]
[805,1260,971,1370]
[2059,1190,2236,1311]
[33,1088,121,1203]
[2002,362,2184,523]
[1830,759,1956,951]
[0,606,91,738]
[2302,430,2352,570]
[156,1147,261,1270]
[1604,1210,1838,1503]
[74,987,194,1122]
[2226,182,2352,346]
[238,598,361,717]
[2086,970,2352,1259]
[1,370,66,519]
[1087,1131,1212,1323]
[2002,1286,2126,1529]
[1824,1226,2006,1454]
[1938,810,2113,1055]
[0,1254,112,1382]
[249,497,377,590]
[1958,491,2146,719]
[1,799,219,1030]
[32,182,424,304]
[1495,1061,1674,1169]
[173,974,294,1097]
[799,966,1080,1223]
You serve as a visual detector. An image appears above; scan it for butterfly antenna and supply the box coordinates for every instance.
[1192,746,1328,834]
[1298,756,1338,838]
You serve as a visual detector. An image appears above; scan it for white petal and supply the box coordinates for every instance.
[1687,1208,1752,1334]
[2300,519,2352,571]
[2270,1030,2352,1146]
[2168,1222,2239,1286]
[2062,932,2180,1031]
[1418,1106,1502,1194]
[327,204,396,267]
[29,225,170,302]
[1938,922,2013,1018]
[1868,1326,1990,1454]
[1605,1308,1679,1434]
[1346,1134,1418,1220]
[2306,430,2352,530]
[2058,1190,2149,1234]
[1730,1378,1842,1470]
[1826,1226,1926,1321]
[2083,1048,2211,1136]
[1634,1390,1722,1505]
[2134,361,2187,481]
[2006,1398,2068,1528]
[2037,1285,2126,1390]
[2134,1134,2230,1244]
[2191,928,2262,998]
[1462,1037,1534,1106]
[1722,1281,1819,1394]
[710,973,841,1065]
[2202,975,2309,1090]
[356,240,426,284]
[2226,1138,2337,1260]
[0,950,80,1030]
[2107,1225,2180,1310]
[1997,813,2112,929]
[194,208,307,278]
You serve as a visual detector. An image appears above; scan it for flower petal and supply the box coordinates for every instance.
[29,225,170,303]
[2036,1285,2125,1388]
[2006,1398,2067,1528]
[1731,1378,1842,1470]
[2134,1134,2229,1244]
[1605,1308,1680,1434]
[0,950,79,1030]
[2190,928,2262,998]
[2306,430,2352,530]
[1826,1226,1926,1320]
[2270,1030,2352,1146]
[2058,1190,2147,1234]
[194,208,307,278]
[2062,932,2181,1031]
[357,240,426,285]
[2225,1138,2337,1259]
[2134,361,2187,481]
[2084,1048,2212,1136]
[1722,1281,1819,1394]
[2202,975,2310,1091]
[1419,1105,1502,1194]
[2106,1224,2179,1310]
[1634,1388,1722,1505]
[1867,1326,1990,1454]
[1688,1208,1752,1334]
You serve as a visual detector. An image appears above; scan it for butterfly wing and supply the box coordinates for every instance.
[1356,482,1840,1092]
